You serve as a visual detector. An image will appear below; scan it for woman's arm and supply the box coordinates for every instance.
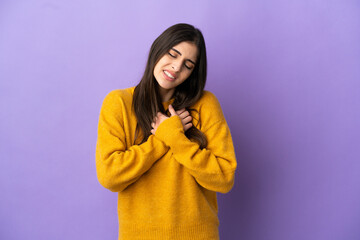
[153,92,237,193]
[96,90,169,192]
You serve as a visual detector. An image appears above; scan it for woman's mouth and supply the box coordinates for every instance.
[163,70,176,81]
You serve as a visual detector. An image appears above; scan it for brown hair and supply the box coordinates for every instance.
[133,23,207,148]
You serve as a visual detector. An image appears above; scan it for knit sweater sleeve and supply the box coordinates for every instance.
[96,90,169,192]
[154,92,237,193]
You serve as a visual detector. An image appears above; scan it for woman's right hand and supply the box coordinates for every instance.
[173,105,192,132]
[150,105,192,135]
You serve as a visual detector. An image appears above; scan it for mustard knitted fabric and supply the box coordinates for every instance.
[96,87,237,240]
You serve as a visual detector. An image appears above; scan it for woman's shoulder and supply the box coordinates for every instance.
[192,90,225,128]
[103,86,135,103]
[100,86,136,112]
[105,86,135,98]
[194,90,221,109]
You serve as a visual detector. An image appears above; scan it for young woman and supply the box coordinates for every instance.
[96,23,237,240]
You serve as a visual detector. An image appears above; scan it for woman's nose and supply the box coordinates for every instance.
[171,60,182,72]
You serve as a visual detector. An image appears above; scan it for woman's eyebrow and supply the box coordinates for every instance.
[171,48,182,56]
[187,59,196,65]
[171,48,196,65]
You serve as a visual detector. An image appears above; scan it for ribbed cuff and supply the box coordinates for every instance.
[155,116,184,147]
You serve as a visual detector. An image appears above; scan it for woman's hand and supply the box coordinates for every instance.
[151,105,192,135]
[175,107,193,131]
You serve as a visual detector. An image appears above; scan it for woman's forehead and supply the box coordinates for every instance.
[171,42,198,60]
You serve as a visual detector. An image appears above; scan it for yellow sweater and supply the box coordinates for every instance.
[96,87,237,240]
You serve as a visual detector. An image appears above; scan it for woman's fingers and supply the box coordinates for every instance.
[182,115,192,123]
[173,107,192,131]
[168,105,177,116]
[183,115,192,131]
[167,106,192,131]
[178,110,189,119]
[176,108,186,115]
[184,122,193,131]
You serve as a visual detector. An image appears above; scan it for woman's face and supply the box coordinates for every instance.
[153,41,198,99]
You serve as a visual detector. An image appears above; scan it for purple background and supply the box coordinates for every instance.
[1,1,359,239]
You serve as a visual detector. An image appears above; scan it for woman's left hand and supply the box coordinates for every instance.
[151,105,192,135]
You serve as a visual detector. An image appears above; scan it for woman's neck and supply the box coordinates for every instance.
[159,88,175,102]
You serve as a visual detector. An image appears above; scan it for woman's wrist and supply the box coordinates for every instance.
[154,115,184,146]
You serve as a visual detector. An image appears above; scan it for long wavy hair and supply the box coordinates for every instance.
[133,23,207,148]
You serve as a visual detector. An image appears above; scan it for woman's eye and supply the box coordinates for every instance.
[184,61,194,70]
[168,52,176,58]
[184,64,192,70]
